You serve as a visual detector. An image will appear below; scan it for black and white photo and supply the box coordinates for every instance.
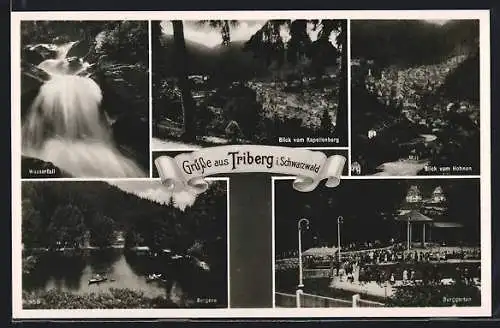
[11,10,491,319]
[21,179,228,309]
[274,178,481,308]
[350,20,480,176]
[152,19,347,149]
[21,21,150,178]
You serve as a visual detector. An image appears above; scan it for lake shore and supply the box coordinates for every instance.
[23,288,182,309]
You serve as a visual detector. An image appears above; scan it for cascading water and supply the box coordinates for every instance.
[22,42,146,178]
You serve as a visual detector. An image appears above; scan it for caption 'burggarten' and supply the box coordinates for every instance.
[181,151,321,175]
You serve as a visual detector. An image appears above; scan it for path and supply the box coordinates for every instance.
[330,278,395,298]
[151,138,201,151]
[374,159,429,176]
[329,277,480,299]
[151,136,239,151]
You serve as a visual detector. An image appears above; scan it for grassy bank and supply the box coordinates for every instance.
[22,288,181,309]
[22,255,39,275]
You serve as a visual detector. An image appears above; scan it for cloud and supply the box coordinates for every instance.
[425,19,451,25]
[160,20,340,48]
[161,20,264,48]
[137,187,197,211]
[107,180,198,211]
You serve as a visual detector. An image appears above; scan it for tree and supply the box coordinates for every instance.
[320,107,333,135]
[387,278,480,307]
[22,200,43,248]
[171,20,198,141]
[21,21,107,47]
[152,20,165,137]
[161,20,239,141]
[334,19,348,144]
[196,20,240,46]
[46,204,86,249]
[125,230,145,248]
[89,213,116,248]
[94,21,149,65]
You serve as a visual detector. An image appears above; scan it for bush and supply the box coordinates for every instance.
[22,288,179,309]
[386,279,480,307]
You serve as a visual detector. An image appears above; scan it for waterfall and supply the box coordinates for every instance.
[22,43,145,178]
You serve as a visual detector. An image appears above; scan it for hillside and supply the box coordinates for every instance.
[351,20,478,67]
[155,35,269,80]
[439,52,480,103]
[22,181,228,252]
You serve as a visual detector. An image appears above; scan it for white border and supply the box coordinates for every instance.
[148,20,153,178]
[10,10,491,21]
[11,9,491,319]
[347,18,352,175]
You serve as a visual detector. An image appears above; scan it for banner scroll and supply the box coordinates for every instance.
[154,145,346,193]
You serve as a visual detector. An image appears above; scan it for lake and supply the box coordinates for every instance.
[23,249,228,307]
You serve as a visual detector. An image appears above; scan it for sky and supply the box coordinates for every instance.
[160,20,337,48]
[425,19,451,25]
[107,180,198,211]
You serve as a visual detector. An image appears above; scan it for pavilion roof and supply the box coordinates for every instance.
[431,222,464,228]
[395,210,434,222]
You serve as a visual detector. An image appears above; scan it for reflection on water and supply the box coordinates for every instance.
[23,249,227,306]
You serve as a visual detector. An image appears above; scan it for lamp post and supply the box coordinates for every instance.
[297,218,310,289]
[407,219,411,251]
[297,218,309,308]
[337,216,344,263]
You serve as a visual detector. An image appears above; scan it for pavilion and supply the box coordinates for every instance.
[395,210,434,250]
[429,221,464,244]
[395,210,465,250]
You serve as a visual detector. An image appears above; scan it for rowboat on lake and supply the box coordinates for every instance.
[146,273,163,282]
[88,274,108,285]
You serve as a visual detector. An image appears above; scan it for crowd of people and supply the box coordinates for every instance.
[276,240,481,288]
[337,245,480,267]
[351,262,480,286]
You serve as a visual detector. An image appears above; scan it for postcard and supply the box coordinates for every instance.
[11,9,491,319]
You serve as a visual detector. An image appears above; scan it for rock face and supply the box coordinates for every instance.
[66,39,92,59]
[21,156,70,178]
[22,44,59,65]
[91,63,149,118]
[111,113,150,172]
[21,61,51,117]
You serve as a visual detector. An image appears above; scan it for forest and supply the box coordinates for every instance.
[351,20,479,67]
[22,180,228,260]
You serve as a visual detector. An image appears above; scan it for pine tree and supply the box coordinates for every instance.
[320,107,333,135]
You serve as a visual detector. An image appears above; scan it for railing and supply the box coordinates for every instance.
[300,292,353,308]
[355,296,385,308]
[275,292,298,308]
[275,292,384,308]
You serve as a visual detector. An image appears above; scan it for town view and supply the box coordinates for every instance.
[152,20,347,149]
[350,20,480,176]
